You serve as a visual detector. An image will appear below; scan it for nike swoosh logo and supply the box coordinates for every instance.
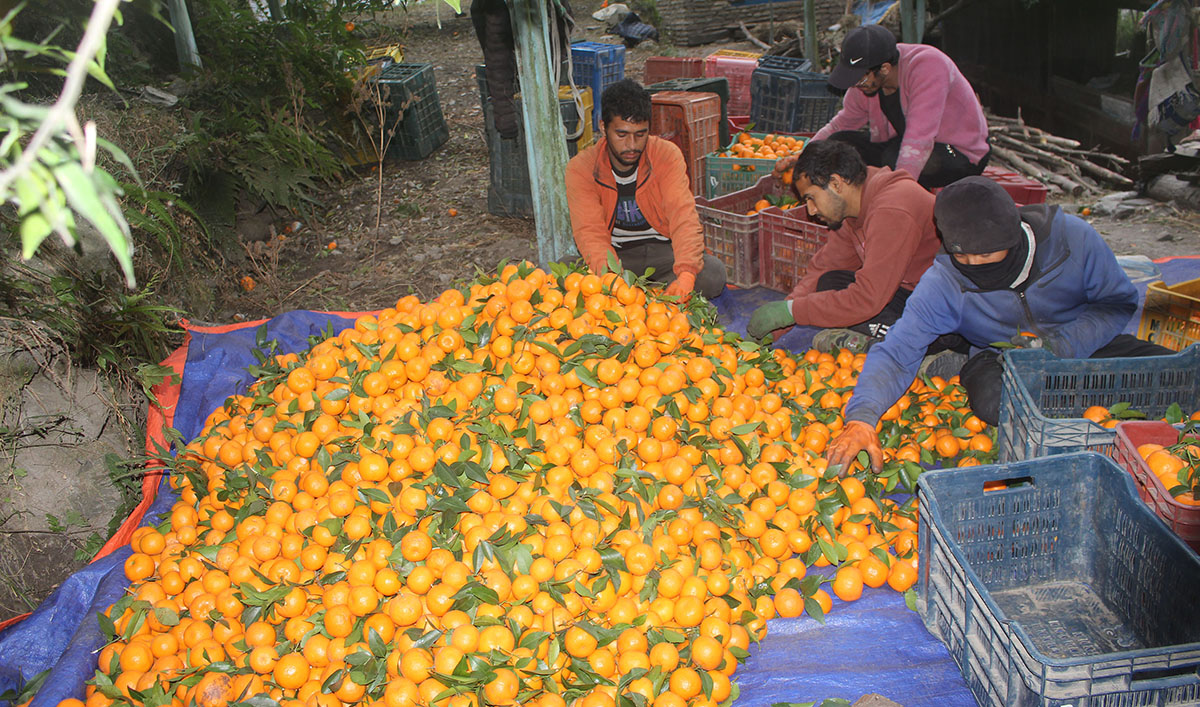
[849,57,863,65]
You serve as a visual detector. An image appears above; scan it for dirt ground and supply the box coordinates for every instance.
[210,1,1200,326]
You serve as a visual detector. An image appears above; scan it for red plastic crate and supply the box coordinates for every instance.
[643,56,704,86]
[982,166,1049,205]
[703,50,760,116]
[694,176,787,288]
[650,91,722,196]
[758,205,829,294]
[1114,421,1200,552]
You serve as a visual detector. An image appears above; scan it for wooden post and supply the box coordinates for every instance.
[167,0,202,70]
[803,0,818,68]
[899,0,926,43]
[508,0,576,265]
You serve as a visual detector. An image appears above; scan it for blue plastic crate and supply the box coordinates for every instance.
[918,453,1200,707]
[749,55,840,133]
[998,344,1200,462]
[571,41,626,129]
[373,63,449,160]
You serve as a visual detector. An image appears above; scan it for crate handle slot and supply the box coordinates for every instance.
[1129,663,1200,687]
[982,476,1034,493]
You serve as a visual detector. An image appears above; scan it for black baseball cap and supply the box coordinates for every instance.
[934,177,1023,254]
[828,24,898,90]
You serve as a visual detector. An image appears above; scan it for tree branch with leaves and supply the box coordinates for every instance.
[0,0,138,285]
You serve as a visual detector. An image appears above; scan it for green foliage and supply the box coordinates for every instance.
[0,251,182,384]
[179,0,379,216]
[0,2,137,284]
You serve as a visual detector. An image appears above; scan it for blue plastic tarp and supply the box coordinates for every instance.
[4,254,1200,706]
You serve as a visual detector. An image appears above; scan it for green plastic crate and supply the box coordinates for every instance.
[703,132,808,199]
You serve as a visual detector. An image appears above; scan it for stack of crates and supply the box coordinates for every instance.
[648,77,731,148]
[749,55,840,133]
[477,67,595,218]
[643,56,704,86]
[372,63,450,161]
[571,41,626,130]
[650,91,722,197]
[702,49,761,116]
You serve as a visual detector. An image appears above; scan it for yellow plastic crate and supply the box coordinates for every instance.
[1138,276,1200,352]
[559,85,594,149]
[350,44,406,82]
[365,44,404,64]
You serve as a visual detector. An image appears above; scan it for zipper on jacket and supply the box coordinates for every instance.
[1013,290,1048,339]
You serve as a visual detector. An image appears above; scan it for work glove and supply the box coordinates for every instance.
[663,272,695,300]
[1010,333,1043,349]
[747,300,794,339]
[824,420,884,476]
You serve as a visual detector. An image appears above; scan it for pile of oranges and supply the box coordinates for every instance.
[65,263,994,707]
[719,133,806,163]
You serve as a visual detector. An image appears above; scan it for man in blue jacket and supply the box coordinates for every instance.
[825,176,1172,474]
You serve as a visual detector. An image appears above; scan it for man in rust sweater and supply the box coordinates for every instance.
[565,79,726,299]
[747,139,940,352]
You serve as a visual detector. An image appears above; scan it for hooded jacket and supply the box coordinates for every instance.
[564,136,704,278]
[813,44,990,179]
[843,204,1138,426]
[786,166,939,327]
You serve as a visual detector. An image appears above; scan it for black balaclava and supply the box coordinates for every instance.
[951,223,1035,291]
[935,176,1033,291]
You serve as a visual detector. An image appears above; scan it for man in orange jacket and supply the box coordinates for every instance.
[565,79,727,299]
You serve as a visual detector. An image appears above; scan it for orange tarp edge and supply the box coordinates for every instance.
[0,312,378,633]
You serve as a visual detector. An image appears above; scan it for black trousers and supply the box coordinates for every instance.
[827,130,989,189]
[959,334,1176,426]
[815,269,909,337]
[814,270,968,354]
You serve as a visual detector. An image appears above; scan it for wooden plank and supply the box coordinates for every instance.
[509,0,575,264]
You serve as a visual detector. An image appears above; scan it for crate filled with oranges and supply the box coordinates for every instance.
[693,175,796,287]
[704,131,808,198]
[998,345,1200,462]
[1115,419,1200,551]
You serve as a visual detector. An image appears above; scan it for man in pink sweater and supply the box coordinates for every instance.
[747,139,948,354]
[792,25,990,189]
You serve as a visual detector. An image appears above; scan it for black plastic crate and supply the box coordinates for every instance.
[373,63,449,160]
[648,76,731,147]
[750,55,840,134]
[484,98,590,219]
[918,453,1200,706]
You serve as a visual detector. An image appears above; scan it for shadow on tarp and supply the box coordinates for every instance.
[738,585,975,706]
[10,254,1200,705]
